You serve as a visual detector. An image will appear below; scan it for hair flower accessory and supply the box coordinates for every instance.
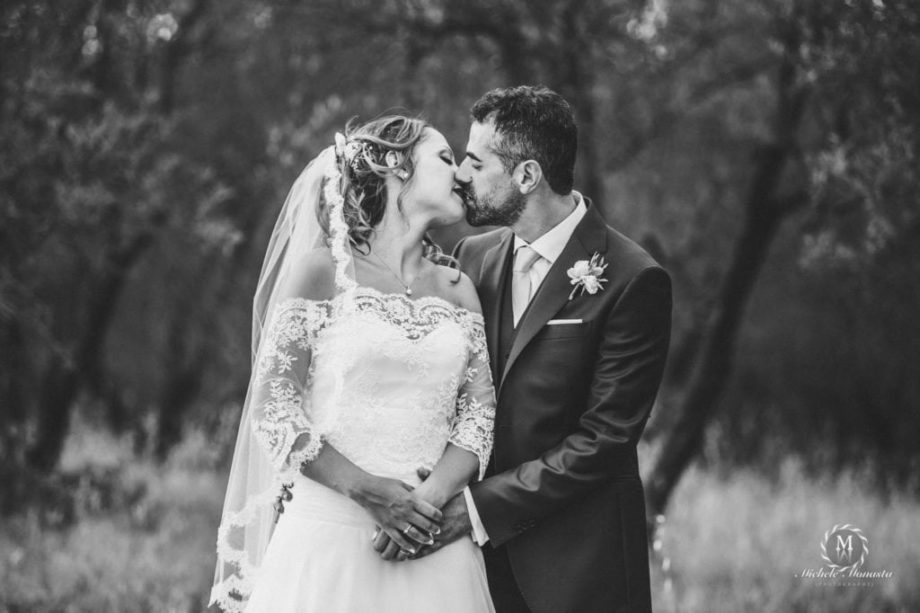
[333,132,365,171]
[333,132,347,157]
[567,253,608,300]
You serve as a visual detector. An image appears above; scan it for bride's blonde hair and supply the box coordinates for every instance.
[320,115,454,267]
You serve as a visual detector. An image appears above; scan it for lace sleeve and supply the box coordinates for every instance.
[250,298,330,472]
[448,314,496,481]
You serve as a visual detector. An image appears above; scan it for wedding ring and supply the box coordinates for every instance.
[401,525,413,536]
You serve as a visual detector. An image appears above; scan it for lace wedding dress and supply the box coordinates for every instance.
[237,286,496,613]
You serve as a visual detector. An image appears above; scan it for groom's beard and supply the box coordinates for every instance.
[465,185,526,227]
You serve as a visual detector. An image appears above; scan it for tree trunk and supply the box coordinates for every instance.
[21,0,211,472]
[0,319,31,494]
[645,172,793,518]
[557,1,603,203]
[159,0,210,115]
[154,272,211,461]
[155,361,204,460]
[25,358,81,473]
[645,18,809,521]
[26,231,156,473]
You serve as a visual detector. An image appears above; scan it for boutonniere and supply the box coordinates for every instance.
[567,253,608,300]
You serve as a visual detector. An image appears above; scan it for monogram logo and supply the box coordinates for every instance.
[820,524,868,572]
[796,523,894,585]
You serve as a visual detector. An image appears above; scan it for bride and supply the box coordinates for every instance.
[210,116,496,612]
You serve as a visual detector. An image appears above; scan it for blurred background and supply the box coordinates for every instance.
[1,0,919,611]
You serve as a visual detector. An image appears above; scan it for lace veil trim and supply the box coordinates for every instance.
[211,144,354,611]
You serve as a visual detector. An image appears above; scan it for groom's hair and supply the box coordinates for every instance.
[471,85,576,195]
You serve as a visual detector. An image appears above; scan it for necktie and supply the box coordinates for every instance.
[512,245,542,326]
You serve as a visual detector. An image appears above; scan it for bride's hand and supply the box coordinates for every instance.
[374,468,451,561]
[353,475,441,559]
[411,473,449,509]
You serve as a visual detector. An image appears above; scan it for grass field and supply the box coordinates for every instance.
[2,425,918,612]
[649,460,920,613]
[1,426,223,612]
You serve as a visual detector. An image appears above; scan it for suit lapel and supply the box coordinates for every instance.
[477,231,514,385]
[500,203,609,388]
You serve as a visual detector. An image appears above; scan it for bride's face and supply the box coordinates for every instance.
[401,128,466,227]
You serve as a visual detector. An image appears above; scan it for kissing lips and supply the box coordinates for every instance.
[452,184,472,206]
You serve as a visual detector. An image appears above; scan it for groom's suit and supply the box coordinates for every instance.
[455,200,671,613]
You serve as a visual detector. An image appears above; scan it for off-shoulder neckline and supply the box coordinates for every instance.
[277,285,484,321]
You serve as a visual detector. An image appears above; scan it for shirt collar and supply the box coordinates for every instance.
[513,191,587,264]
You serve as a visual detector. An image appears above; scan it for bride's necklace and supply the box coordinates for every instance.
[370,250,426,296]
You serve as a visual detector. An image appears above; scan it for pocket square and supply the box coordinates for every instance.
[546,319,583,325]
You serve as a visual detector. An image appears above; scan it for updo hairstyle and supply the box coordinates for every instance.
[321,115,454,267]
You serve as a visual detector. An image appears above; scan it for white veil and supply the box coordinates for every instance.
[210,136,357,611]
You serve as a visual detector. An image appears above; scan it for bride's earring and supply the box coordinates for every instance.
[385,151,407,180]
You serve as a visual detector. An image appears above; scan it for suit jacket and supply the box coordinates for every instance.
[455,202,671,613]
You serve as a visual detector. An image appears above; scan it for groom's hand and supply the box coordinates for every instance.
[412,492,472,559]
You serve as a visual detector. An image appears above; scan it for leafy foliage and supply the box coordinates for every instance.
[1,0,918,509]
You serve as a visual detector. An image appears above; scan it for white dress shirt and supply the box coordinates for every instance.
[464,193,587,545]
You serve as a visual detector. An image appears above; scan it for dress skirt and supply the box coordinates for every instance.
[245,475,494,613]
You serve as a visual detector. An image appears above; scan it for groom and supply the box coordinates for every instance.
[429,86,672,613]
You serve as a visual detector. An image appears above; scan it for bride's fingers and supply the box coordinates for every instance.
[402,524,434,546]
[408,512,441,539]
[372,527,390,553]
[380,539,401,561]
[412,499,443,523]
[384,527,420,556]
[380,534,407,561]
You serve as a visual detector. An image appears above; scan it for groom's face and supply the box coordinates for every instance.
[457,120,526,228]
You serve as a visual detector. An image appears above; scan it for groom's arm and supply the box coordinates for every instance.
[471,266,672,547]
